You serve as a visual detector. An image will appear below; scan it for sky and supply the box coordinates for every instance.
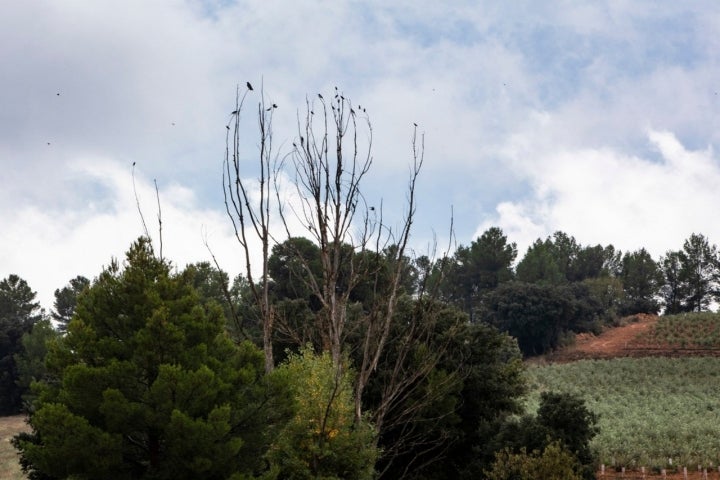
[3,1,720,311]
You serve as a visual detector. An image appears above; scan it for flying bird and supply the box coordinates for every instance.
[246,82,253,91]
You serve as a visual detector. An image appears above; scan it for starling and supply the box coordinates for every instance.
[246,81,253,91]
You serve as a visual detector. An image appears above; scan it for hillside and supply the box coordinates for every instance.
[540,313,720,363]
[527,312,720,479]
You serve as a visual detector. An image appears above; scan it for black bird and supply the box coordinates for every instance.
[47,142,51,145]
[246,82,253,91]
[413,123,417,127]
[133,161,136,166]
[369,206,375,211]
[318,93,323,100]
[350,108,355,115]
[272,103,277,109]
[310,110,314,115]
[231,110,239,115]
[226,125,230,130]
[56,93,60,96]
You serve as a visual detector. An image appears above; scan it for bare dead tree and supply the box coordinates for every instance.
[132,163,164,262]
[223,82,277,373]
[225,87,457,476]
[274,92,456,429]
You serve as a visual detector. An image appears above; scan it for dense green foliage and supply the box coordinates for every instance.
[484,440,583,480]
[0,274,43,414]
[14,239,292,480]
[267,347,377,480]
[51,275,90,334]
[14,319,58,409]
[526,357,720,469]
[486,392,598,480]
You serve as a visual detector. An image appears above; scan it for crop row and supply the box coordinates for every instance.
[525,357,720,469]
[632,313,720,349]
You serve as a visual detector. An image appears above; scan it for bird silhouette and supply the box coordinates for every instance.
[56,93,60,96]
[246,82,253,91]
[413,123,417,127]
[318,93,323,100]
[369,206,375,211]
[133,161,136,166]
[231,110,239,115]
[47,142,51,145]
[272,103,277,109]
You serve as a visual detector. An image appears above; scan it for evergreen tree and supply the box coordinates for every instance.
[51,275,90,334]
[0,274,43,414]
[619,248,663,315]
[14,238,291,480]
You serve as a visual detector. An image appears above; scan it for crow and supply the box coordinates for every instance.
[246,82,253,91]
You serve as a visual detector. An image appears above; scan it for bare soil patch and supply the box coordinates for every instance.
[536,314,720,363]
[0,415,28,480]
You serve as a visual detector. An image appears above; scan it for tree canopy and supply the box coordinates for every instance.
[14,238,291,480]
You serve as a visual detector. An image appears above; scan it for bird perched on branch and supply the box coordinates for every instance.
[246,81,253,91]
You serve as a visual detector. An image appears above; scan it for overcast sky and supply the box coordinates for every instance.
[3,1,720,310]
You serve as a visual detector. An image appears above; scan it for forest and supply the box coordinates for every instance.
[3,91,720,480]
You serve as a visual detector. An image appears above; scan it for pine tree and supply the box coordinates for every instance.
[14,238,291,480]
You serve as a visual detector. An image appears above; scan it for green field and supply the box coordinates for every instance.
[632,312,720,349]
[526,357,720,470]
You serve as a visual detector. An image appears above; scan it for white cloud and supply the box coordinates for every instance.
[478,128,720,259]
